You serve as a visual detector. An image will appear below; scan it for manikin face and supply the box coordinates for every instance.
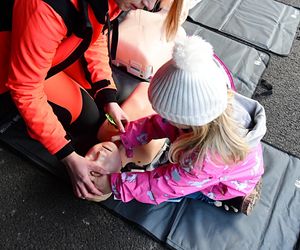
[114,0,158,11]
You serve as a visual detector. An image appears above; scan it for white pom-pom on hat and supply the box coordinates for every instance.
[172,36,214,72]
[148,35,229,126]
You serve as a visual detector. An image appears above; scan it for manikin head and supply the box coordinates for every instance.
[85,141,122,174]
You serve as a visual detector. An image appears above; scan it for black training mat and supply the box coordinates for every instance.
[0,112,68,180]
[188,0,300,56]
[0,108,300,250]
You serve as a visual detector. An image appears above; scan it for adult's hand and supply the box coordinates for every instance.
[90,173,112,195]
[61,151,104,199]
[104,102,129,133]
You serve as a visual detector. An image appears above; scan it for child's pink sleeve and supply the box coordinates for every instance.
[120,114,178,157]
[110,163,215,205]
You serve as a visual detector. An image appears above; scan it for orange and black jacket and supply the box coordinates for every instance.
[0,0,122,158]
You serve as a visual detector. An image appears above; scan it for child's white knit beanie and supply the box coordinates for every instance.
[148,35,228,126]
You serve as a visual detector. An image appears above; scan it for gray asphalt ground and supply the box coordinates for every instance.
[0,1,299,249]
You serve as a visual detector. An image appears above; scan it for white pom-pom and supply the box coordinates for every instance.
[172,36,214,71]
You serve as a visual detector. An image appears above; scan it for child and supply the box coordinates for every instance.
[87,36,266,215]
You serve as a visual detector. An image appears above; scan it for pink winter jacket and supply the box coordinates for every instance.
[110,92,266,205]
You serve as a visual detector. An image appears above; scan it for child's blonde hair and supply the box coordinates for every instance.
[168,91,250,166]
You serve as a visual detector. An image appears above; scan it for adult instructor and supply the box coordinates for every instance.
[0,0,184,200]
